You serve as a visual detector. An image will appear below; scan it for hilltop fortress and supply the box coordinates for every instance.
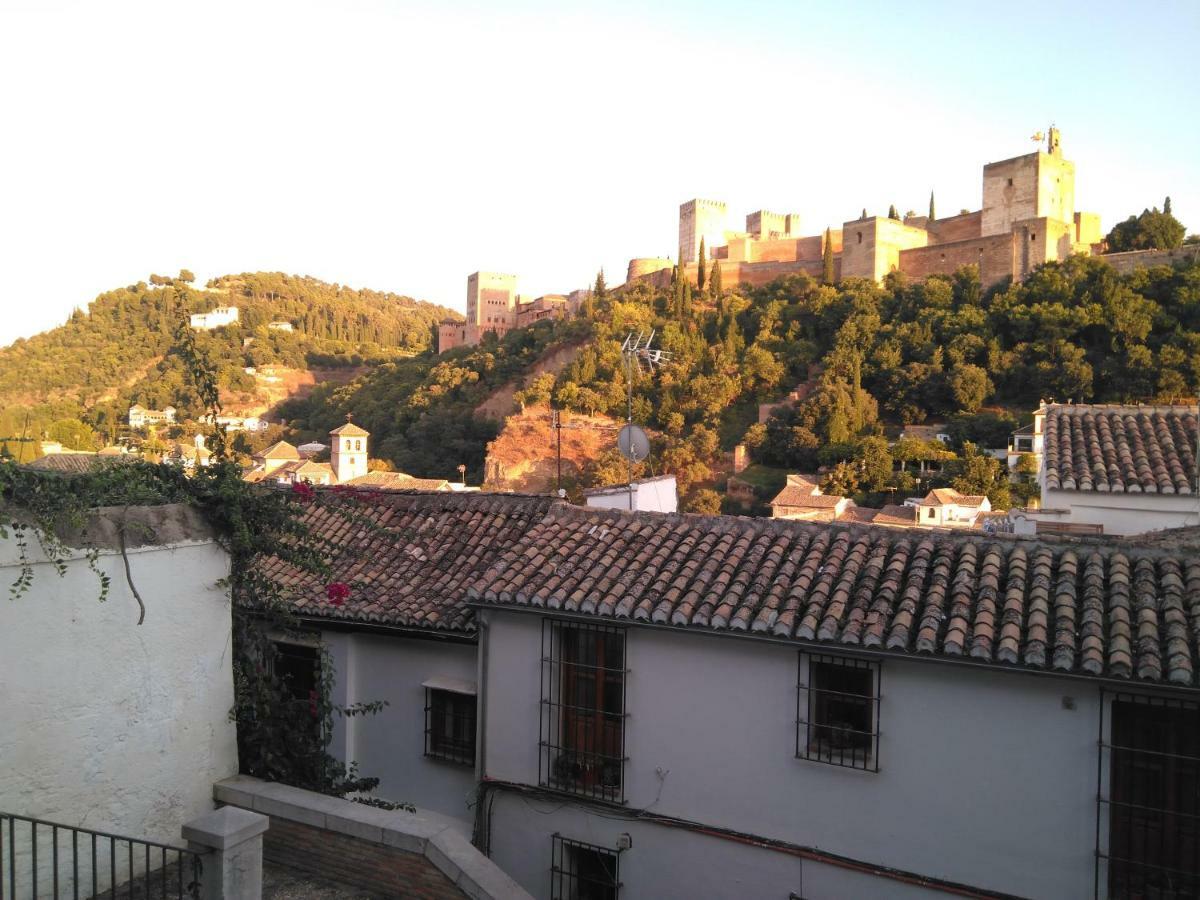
[632,127,1105,290]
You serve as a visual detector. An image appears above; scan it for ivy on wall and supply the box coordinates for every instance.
[0,296,404,805]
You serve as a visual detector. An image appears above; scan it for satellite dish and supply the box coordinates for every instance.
[618,425,650,463]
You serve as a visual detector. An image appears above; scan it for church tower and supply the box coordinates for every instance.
[330,417,369,484]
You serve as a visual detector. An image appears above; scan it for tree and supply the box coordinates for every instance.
[928,191,936,221]
[593,269,607,303]
[697,239,707,292]
[709,260,722,298]
[821,228,835,285]
[178,269,195,283]
[951,441,1011,509]
[888,205,899,220]
[1106,207,1186,251]
[513,372,555,410]
[683,488,722,515]
[861,207,868,220]
[1165,196,1172,215]
[48,418,97,450]
[947,364,992,412]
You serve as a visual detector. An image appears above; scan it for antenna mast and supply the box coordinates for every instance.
[619,331,671,510]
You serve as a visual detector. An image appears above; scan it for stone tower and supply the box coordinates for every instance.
[466,272,518,327]
[678,199,728,265]
[330,418,369,484]
[981,129,1075,237]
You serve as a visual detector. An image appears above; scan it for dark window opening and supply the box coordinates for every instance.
[272,641,322,745]
[551,835,619,900]
[927,507,936,519]
[856,231,863,244]
[1007,177,1013,187]
[424,688,476,766]
[540,621,627,801]
[797,654,879,771]
[1099,692,1200,897]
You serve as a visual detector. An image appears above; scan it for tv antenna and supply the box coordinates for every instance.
[618,331,671,510]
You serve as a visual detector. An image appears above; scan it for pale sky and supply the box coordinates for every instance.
[1,0,1197,346]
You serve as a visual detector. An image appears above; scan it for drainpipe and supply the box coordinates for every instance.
[475,609,490,789]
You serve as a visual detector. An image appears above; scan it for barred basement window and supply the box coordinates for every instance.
[1097,691,1200,898]
[423,678,477,766]
[551,834,619,900]
[797,653,880,772]
[540,620,628,801]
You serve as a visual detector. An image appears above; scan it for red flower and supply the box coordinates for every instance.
[292,481,315,503]
[326,582,350,606]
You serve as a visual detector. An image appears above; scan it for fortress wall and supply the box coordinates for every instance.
[1098,244,1200,275]
[899,232,1014,285]
[982,154,1039,236]
[627,257,674,280]
[927,211,983,244]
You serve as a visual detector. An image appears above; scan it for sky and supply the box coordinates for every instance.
[0,0,1197,346]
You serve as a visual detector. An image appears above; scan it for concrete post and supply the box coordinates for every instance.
[182,806,269,900]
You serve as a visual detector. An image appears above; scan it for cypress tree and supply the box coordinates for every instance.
[821,227,835,285]
[593,268,607,301]
[888,204,899,220]
[710,260,722,298]
[697,238,707,292]
[1165,196,1172,215]
[928,191,936,221]
[861,207,868,220]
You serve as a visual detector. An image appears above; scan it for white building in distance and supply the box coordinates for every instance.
[189,306,239,330]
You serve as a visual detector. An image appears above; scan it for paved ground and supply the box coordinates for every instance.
[263,861,385,899]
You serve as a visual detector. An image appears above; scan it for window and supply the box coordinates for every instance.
[540,620,627,800]
[551,835,619,900]
[1098,691,1200,897]
[273,641,322,744]
[927,507,935,519]
[797,653,880,771]
[355,440,361,451]
[424,681,477,766]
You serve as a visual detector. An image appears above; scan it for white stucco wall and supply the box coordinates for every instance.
[321,630,478,828]
[481,610,1104,900]
[0,506,237,887]
[1040,488,1200,536]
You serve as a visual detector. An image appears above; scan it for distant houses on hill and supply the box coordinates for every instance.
[189,306,239,330]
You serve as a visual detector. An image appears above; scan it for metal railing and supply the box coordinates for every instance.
[0,812,202,900]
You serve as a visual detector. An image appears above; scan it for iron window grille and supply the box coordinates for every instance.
[540,619,628,802]
[1096,690,1199,899]
[797,653,880,772]
[551,834,620,900]
[424,688,477,766]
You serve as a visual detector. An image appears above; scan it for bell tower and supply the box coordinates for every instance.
[329,415,369,484]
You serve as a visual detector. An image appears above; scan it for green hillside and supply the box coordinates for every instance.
[0,271,458,451]
[278,254,1200,506]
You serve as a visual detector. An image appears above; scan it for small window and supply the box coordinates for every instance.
[797,654,879,771]
[551,835,619,900]
[927,507,935,519]
[273,641,322,745]
[1007,177,1013,187]
[424,687,477,765]
[856,231,862,244]
[355,440,361,451]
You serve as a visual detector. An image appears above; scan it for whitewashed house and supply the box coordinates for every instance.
[583,475,677,514]
[265,491,1200,900]
[127,404,176,427]
[769,473,853,521]
[1017,403,1199,536]
[189,306,239,330]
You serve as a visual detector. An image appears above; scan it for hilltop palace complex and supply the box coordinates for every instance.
[439,130,1194,353]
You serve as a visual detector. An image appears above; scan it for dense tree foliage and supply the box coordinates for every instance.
[1106,201,1186,251]
[0,272,456,444]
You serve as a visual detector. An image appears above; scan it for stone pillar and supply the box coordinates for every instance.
[182,806,269,900]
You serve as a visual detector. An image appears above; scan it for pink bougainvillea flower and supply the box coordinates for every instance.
[326,582,350,606]
[291,481,315,503]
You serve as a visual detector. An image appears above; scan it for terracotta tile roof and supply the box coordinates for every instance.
[920,488,986,507]
[23,453,118,474]
[770,486,845,509]
[871,504,919,526]
[275,460,334,480]
[259,491,556,633]
[330,421,370,437]
[471,506,1200,686]
[347,471,451,491]
[1043,404,1198,494]
[256,441,301,461]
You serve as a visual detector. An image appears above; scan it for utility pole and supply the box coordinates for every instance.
[551,406,563,493]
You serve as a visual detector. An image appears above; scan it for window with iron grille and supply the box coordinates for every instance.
[797,653,880,772]
[551,834,619,900]
[540,620,628,801]
[1097,691,1199,898]
[424,688,476,766]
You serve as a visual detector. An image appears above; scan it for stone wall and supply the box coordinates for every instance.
[926,210,982,244]
[899,232,1013,284]
[981,153,1040,236]
[1099,244,1200,275]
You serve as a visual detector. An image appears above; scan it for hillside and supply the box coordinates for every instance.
[0,271,458,447]
[278,252,1200,510]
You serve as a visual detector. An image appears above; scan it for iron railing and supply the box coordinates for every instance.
[796,653,881,772]
[0,812,202,899]
[424,687,477,766]
[551,834,619,900]
[1096,690,1200,898]
[540,619,628,802]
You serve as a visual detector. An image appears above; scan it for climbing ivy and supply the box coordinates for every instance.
[0,297,402,804]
